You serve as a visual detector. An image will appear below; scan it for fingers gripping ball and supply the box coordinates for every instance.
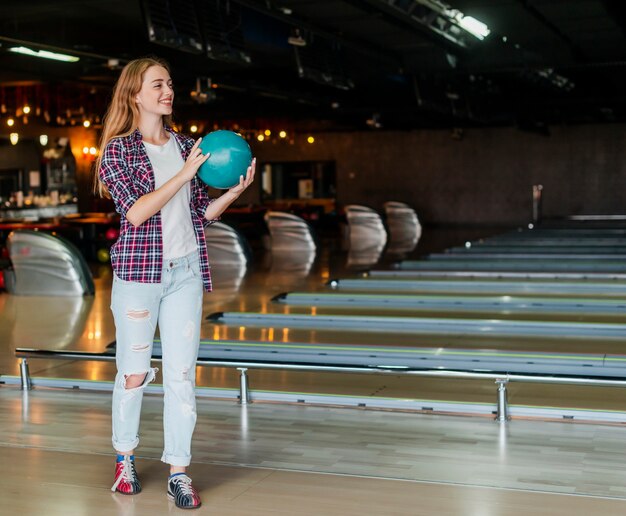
[197,130,252,189]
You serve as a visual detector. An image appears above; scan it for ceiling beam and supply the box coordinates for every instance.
[232,0,400,67]
[343,0,478,54]
[516,0,585,61]
[601,0,626,39]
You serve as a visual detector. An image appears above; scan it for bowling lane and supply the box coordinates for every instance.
[397,258,626,272]
[261,303,626,323]
[269,291,626,322]
[368,269,626,280]
[479,228,626,238]
[4,261,625,367]
[330,277,626,298]
[5,228,626,417]
[447,245,626,254]
[200,320,626,353]
[430,252,626,260]
[477,239,626,246]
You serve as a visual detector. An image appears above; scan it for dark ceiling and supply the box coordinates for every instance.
[2,0,626,132]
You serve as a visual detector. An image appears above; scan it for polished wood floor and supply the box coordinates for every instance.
[2,388,626,514]
[2,228,626,513]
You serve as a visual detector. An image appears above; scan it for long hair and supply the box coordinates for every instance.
[94,57,173,197]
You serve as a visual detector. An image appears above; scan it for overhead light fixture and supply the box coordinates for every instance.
[453,13,490,40]
[524,68,575,92]
[288,28,307,47]
[392,1,491,47]
[366,113,382,129]
[8,46,80,62]
[190,77,216,104]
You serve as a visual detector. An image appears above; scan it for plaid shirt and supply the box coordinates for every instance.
[99,127,216,292]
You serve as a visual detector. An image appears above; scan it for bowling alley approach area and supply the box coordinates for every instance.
[6,1,626,515]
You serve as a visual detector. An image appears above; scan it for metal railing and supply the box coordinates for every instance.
[14,348,626,423]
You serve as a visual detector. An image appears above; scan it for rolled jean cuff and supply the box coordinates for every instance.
[161,452,191,467]
[113,437,139,453]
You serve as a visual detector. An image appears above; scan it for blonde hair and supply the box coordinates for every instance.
[94,57,173,197]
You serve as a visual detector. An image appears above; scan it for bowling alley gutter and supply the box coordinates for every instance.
[9,349,626,423]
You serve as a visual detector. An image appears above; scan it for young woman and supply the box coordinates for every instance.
[95,57,255,509]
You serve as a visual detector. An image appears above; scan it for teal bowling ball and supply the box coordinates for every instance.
[197,130,252,189]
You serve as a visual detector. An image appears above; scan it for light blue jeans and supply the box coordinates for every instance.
[111,251,204,467]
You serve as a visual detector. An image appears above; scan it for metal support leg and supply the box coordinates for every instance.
[495,379,510,422]
[237,367,251,405]
[20,358,32,391]
[532,184,543,225]
[22,389,30,422]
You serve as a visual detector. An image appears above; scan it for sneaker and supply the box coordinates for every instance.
[111,455,141,495]
[167,473,202,509]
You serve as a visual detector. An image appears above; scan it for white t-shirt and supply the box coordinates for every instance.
[143,135,197,259]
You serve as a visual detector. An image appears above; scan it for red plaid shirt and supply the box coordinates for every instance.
[99,127,216,292]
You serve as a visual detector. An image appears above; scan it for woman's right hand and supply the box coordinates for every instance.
[179,138,210,182]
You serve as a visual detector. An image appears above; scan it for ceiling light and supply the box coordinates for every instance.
[366,113,382,129]
[407,2,490,46]
[454,14,490,40]
[8,46,80,62]
[288,28,306,47]
[190,77,216,104]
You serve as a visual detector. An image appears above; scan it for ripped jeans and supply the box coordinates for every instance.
[110,251,204,467]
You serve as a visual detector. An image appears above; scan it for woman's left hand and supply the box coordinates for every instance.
[228,158,256,196]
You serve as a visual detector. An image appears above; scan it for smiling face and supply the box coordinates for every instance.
[135,65,174,117]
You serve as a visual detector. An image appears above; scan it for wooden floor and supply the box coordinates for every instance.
[3,229,626,513]
[3,387,626,514]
